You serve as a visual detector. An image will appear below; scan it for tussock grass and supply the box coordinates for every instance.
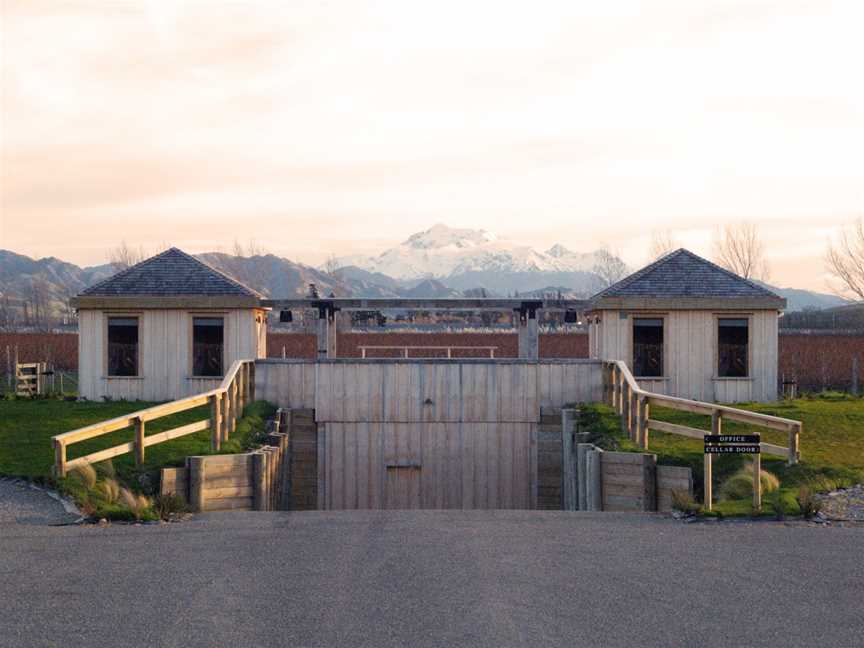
[718,463,780,501]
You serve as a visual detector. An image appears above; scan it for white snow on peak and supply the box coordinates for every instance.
[333,224,605,280]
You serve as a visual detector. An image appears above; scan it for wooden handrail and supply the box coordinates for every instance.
[603,360,802,465]
[53,359,256,477]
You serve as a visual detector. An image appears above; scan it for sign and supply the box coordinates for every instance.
[704,434,761,445]
[704,444,760,454]
[704,433,761,455]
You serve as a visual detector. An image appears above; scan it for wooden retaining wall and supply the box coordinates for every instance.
[656,466,694,513]
[576,444,693,513]
[160,413,291,512]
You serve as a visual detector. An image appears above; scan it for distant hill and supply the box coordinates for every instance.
[0,245,848,329]
[754,281,849,311]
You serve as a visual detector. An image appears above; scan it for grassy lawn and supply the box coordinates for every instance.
[0,397,276,490]
[584,394,864,516]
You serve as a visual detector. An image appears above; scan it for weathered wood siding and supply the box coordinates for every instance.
[254,359,604,415]
[78,308,265,401]
[589,309,779,403]
[320,422,533,510]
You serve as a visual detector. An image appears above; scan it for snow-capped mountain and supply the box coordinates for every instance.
[335,224,604,281]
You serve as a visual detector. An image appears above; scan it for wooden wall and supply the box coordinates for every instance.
[321,422,534,510]
[254,359,605,415]
[78,308,265,401]
[589,309,780,402]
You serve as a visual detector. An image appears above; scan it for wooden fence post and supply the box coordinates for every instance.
[210,393,222,452]
[54,440,66,478]
[704,410,721,511]
[221,388,231,443]
[788,423,801,465]
[752,452,762,513]
[134,417,145,466]
[638,395,650,450]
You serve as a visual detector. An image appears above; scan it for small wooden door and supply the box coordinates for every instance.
[384,466,421,509]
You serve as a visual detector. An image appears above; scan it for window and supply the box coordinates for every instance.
[193,317,224,377]
[107,317,138,376]
[633,318,663,377]
[718,318,749,378]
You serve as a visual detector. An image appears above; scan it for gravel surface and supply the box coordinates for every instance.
[1,510,863,647]
[0,478,80,526]
[817,484,864,521]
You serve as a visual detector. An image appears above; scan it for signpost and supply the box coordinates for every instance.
[703,428,761,512]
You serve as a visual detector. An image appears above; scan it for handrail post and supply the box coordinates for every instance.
[54,439,66,478]
[705,410,722,511]
[638,395,649,450]
[134,416,145,467]
[210,393,222,452]
[753,449,762,513]
[220,388,230,443]
[788,424,800,465]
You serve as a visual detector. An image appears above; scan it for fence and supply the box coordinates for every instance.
[358,345,497,358]
[52,360,256,478]
[604,360,802,510]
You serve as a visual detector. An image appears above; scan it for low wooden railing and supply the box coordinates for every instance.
[603,360,801,464]
[603,360,802,511]
[52,360,256,478]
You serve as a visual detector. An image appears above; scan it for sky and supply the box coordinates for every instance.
[1,0,862,290]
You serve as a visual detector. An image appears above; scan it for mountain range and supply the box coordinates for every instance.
[0,224,849,325]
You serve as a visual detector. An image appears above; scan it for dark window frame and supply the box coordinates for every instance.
[107,316,139,377]
[717,317,750,378]
[192,316,225,378]
[632,317,664,378]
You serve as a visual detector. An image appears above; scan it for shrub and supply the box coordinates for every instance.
[119,487,151,521]
[95,459,116,480]
[719,463,780,501]
[796,486,822,519]
[69,462,97,491]
[99,478,121,505]
[767,490,786,520]
[670,489,702,516]
[153,492,188,521]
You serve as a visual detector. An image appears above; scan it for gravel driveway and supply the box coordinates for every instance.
[0,478,80,526]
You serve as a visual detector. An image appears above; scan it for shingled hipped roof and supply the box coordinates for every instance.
[590,249,785,309]
[72,248,263,309]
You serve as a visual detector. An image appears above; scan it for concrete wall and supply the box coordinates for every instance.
[590,309,780,403]
[77,308,266,401]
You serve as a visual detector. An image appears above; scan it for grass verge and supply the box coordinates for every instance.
[0,397,276,520]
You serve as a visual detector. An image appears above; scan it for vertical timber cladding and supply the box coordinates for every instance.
[306,360,604,510]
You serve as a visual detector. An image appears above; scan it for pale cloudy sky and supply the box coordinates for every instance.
[1,0,862,290]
